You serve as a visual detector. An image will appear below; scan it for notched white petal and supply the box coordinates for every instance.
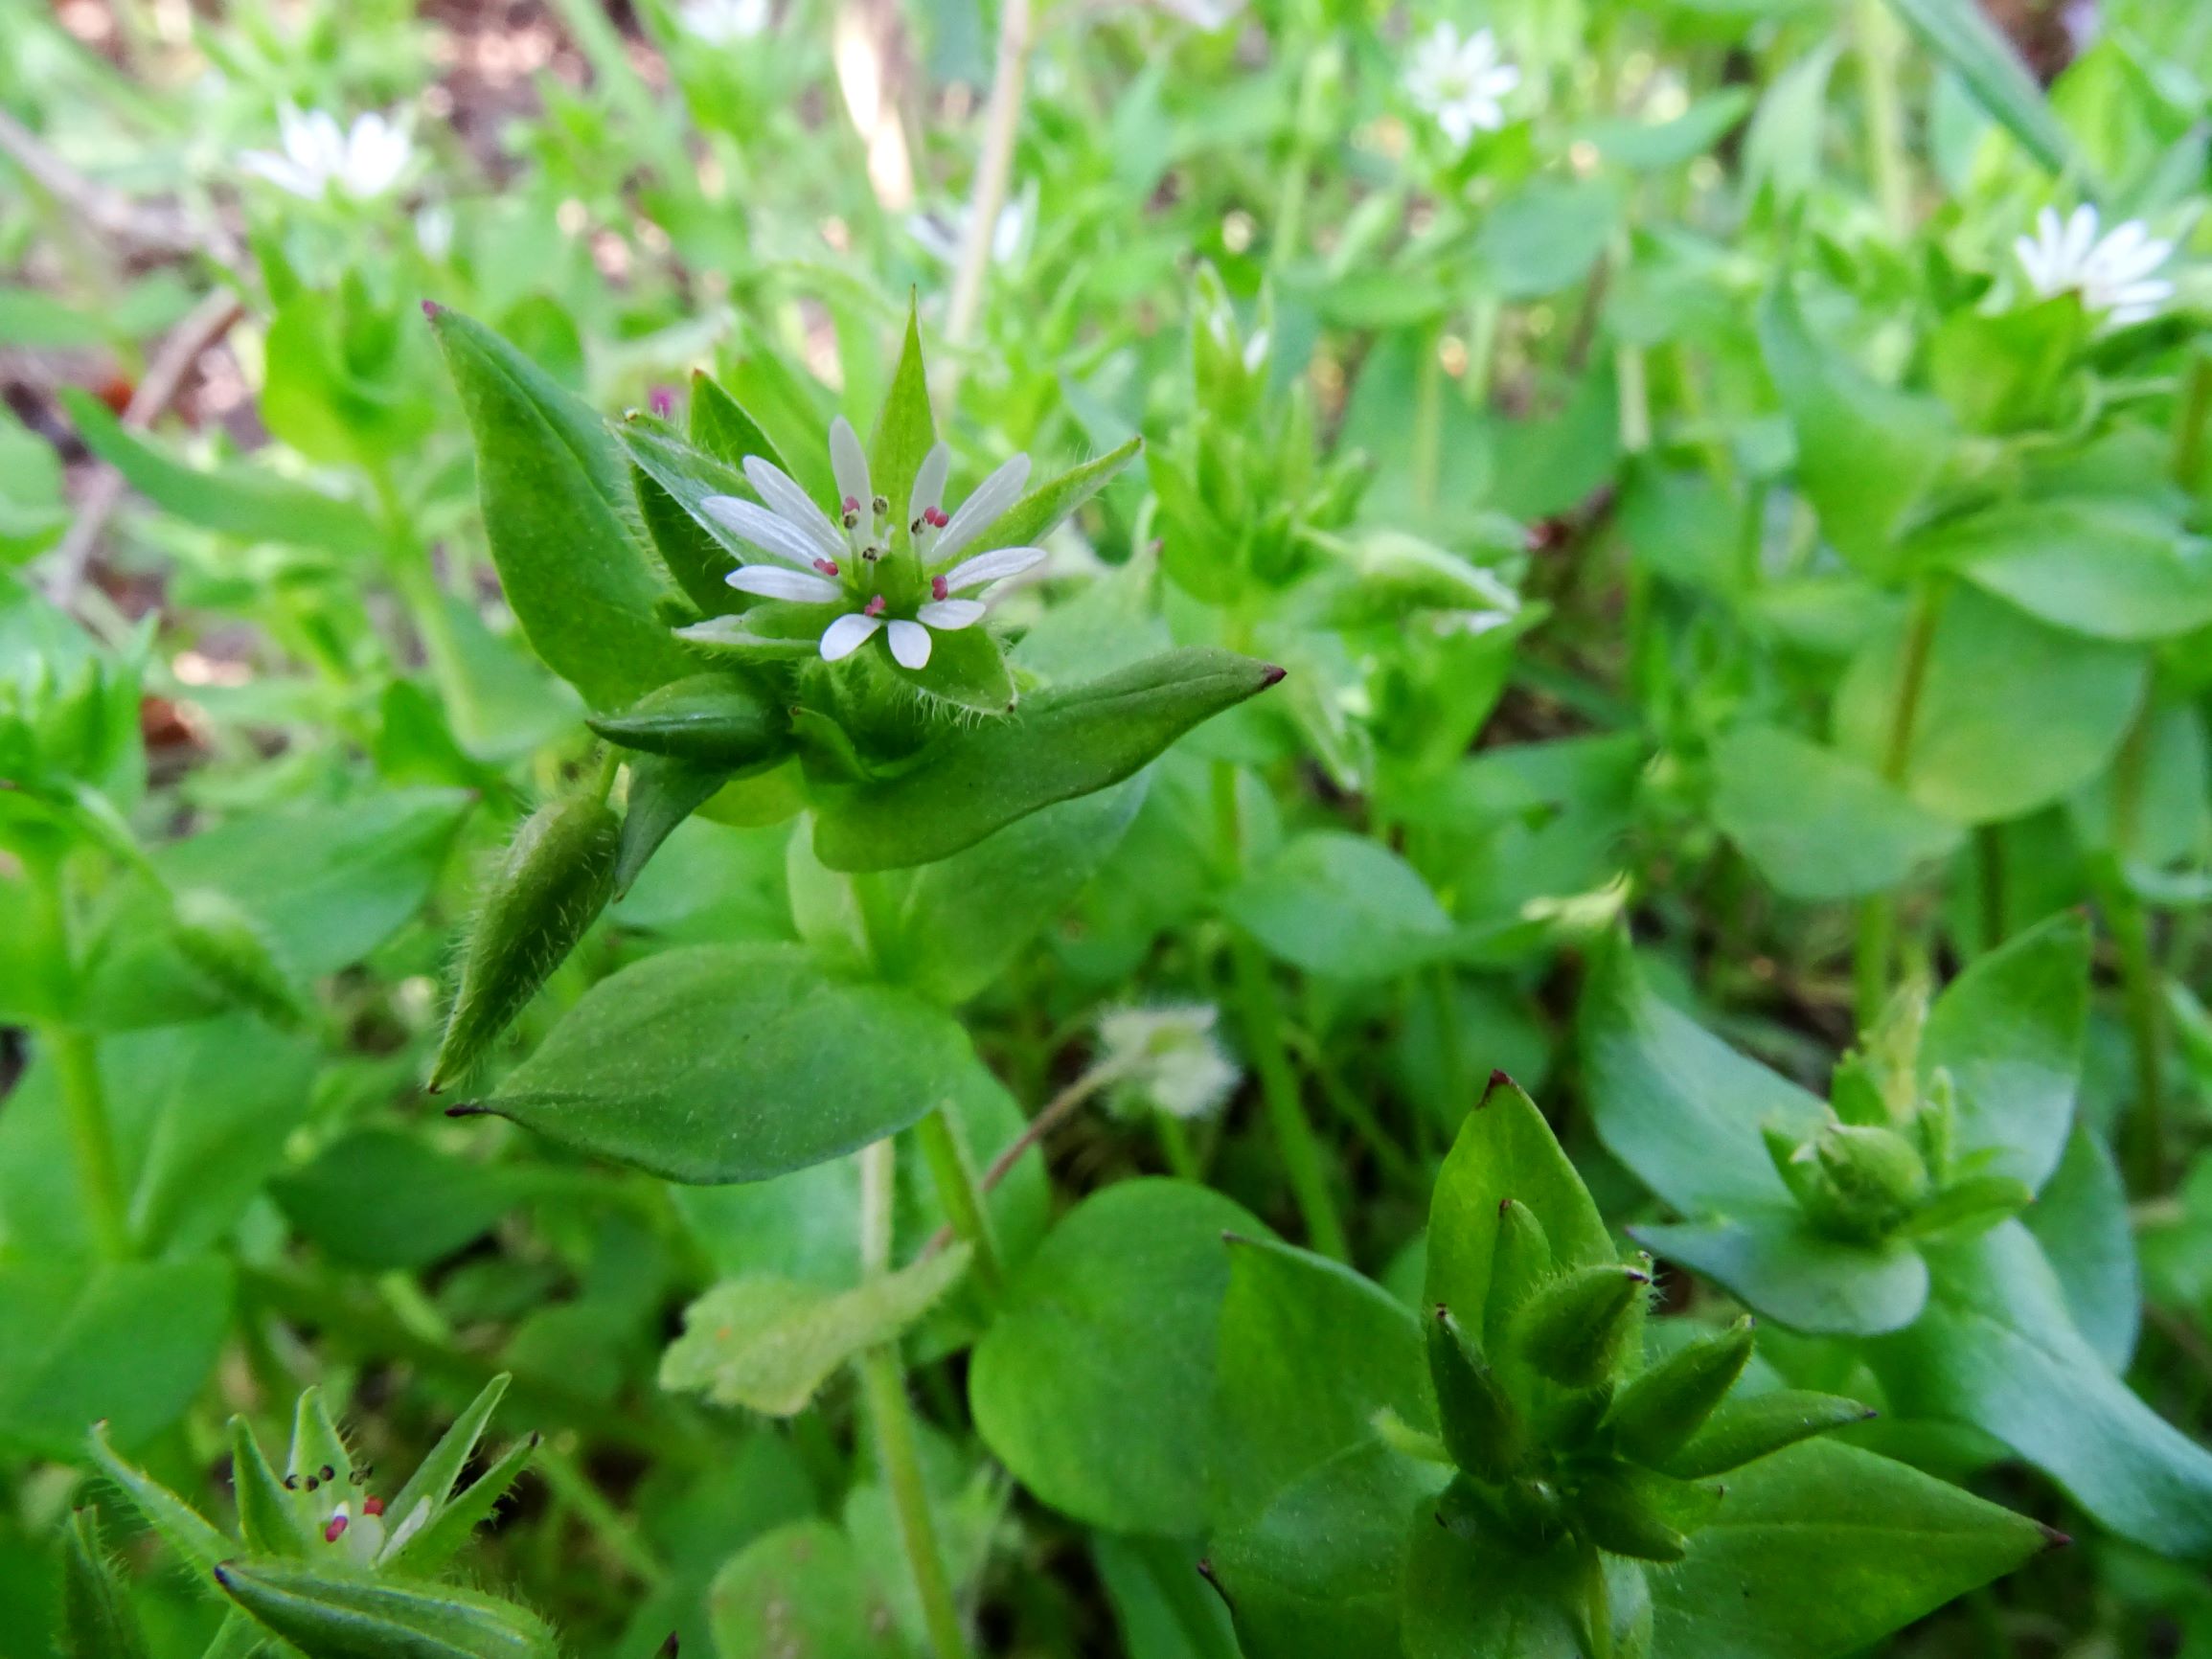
[942,544,1047,593]
[742,459,845,556]
[933,453,1033,559]
[918,599,986,629]
[820,612,884,661]
[830,416,873,511]
[727,565,843,602]
[886,620,933,669]
[703,495,825,568]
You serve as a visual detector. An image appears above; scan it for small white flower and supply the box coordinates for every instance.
[415,202,455,261]
[1098,1005,1242,1122]
[241,104,412,202]
[677,0,769,45]
[682,417,1041,672]
[2015,204,2176,327]
[908,185,1033,268]
[1403,24,1519,148]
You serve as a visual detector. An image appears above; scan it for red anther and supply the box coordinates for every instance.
[324,1514,350,1543]
[363,1496,385,1517]
[842,495,860,514]
[813,558,841,577]
[926,506,949,528]
[864,594,887,617]
[931,576,949,601]
[649,386,675,419]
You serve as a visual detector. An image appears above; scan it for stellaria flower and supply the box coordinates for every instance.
[1404,24,1519,148]
[677,0,769,45]
[2014,204,2176,327]
[687,417,1041,671]
[241,104,413,202]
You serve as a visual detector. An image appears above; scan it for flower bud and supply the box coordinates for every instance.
[1513,1263,1649,1391]
[1483,1197,1552,1354]
[1605,1317,1754,1467]
[62,1510,150,1659]
[1660,1389,1876,1480]
[584,673,790,768]
[1427,1307,1527,1484]
[1812,1124,1928,1237]
[213,1559,559,1659]
[429,792,619,1091]
[173,888,311,1029]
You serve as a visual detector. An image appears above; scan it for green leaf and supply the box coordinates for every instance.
[1580,937,1826,1216]
[633,452,741,619]
[660,1245,972,1416]
[1927,499,2212,643]
[269,1130,526,1270]
[1221,831,1457,980]
[429,792,620,1092]
[970,1179,1264,1535]
[1210,1442,1438,1659]
[0,1258,232,1459]
[1757,284,1953,575]
[618,416,759,610]
[1402,1511,1639,1659]
[1634,1211,1930,1336]
[1920,912,2088,1193]
[61,390,384,557]
[1711,725,1963,900]
[429,306,692,708]
[214,1558,559,1659]
[1648,1438,2054,1658]
[1425,1078,1613,1334]
[1876,1222,2212,1556]
[2025,1126,2138,1372]
[811,648,1283,872]
[61,1508,151,1659]
[1212,1236,1431,1527]
[1833,585,2146,826]
[708,1520,903,1659]
[867,305,935,517]
[1882,0,2076,175]
[1474,178,1623,300]
[690,371,789,475]
[980,437,1145,552]
[472,943,986,1184]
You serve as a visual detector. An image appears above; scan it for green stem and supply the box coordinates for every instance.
[371,466,481,744]
[1854,579,1945,1028]
[1614,343,1652,455]
[2105,708,2165,1193]
[2173,348,2212,489]
[1852,0,1912,239]
[915,1106,1003,1304]
[28,858,131,1260]
[946,0,1032,347]
[1411,325,1444,515]
[856,1139,969,1659]
[1155,1114,1200,1181]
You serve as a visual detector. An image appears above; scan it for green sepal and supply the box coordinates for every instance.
[1573,1466,1717,1563]
[613,754,730,897]
[903,622,1017,716]
[62,1509,151,1659]
[172,888,312,1030]
[387,1433,539,1574]
[230,1418,308,1556]
[1483,1197,1554,1355]
[213,1559,558,1659]
[88,1420,232,1575]
[1660,1388,1876,1479]
[979,435,1144,551]
[1604,1317,1755,1467]
[585,672,791,767]
[286,1389,353,1505]
[428,792,620,1091]
[1512,1263,1650,1391]
[1427,1307,1527,1484]
[868,302,935,520]
[382,1375,512,1553]
[1903,1173,2034,1239]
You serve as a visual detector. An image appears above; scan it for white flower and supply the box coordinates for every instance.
[1098,1004,1241,1122]
[908,184,1033,267]
[1403,24,1519,148]
[415,202,455,261]
[2015,205,2176,327]
[241,104,412,202]
[677,0,768,45]
[682,417,1041,672]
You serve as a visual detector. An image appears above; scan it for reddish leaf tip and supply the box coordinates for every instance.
[421,299,443,318]
[445,1102,489,1119]
[1259,663,1287,687]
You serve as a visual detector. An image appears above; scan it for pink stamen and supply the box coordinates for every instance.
[864,594,887,618]
[813,557,840,577]
[842,495,860,514]
[324,1514,349,1543]
[931,575,949,601]
[363,1496,385,1517]
[649,386,675,419]
[925,506,949,529]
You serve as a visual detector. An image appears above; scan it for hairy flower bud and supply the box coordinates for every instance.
[1513,1263,1650,1391]
[583,672,791,768]
[173,888,311,1029]
[1427,1307,1527,1484]
[1483,1198,1553,1354]
[1605,1317,1755,1467]
[61,1510,149,1659]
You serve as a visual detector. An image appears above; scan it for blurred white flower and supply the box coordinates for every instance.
[2015,204,2175,327]
[677,0,768,45]
[414,203,455,261]
[1098,1005,1242,1122]
[1404,24,1519,148]
[909,183,1034,268]
[241,104,412,202]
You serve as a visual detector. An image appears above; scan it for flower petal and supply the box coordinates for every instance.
[886,620,933,669]
[820,612,884,661]
[703,494,829,568]
[727,565,843,602]
[741,458,845,557]
[933,454,1033,560]
[918,599,987,629]
[912,442,950,521]
[830,416,872,513]
[941,544,1047,593]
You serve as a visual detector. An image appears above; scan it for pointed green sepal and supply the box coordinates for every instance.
[387,1432,539,1574]
[1483,1197,1554,1354]
[61,1509,151,1659]
[1606,1317,1755,1467]
[584,672,791,767]
[213,1559,559,1659]
[88,1420,231,1575]
[1903,1173,2034,1239]
[1513,1263,1650,1391]
[1428,1306,1528,1484]
[1661,1389,1877,1479]
[231,1418,309,1556]
[1574,1466,1718,1563]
